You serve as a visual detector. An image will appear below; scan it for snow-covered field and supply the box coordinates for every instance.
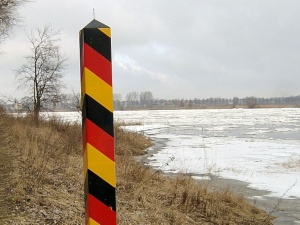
[43,108,300,199]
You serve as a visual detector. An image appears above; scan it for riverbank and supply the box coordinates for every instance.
[138,137,300,224]
[209,176,300,225]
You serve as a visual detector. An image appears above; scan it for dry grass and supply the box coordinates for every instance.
[281,157,300,169]
[0,111,274,224]
[0,113,84,224]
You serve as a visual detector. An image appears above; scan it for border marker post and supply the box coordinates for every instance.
[80,19,116,225]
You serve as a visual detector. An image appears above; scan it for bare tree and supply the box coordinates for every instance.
[114,93,122,102]
[69,91,81,112]
[16,25,67,121]
[126,91,139,108]
[140,91,153,108]
[0,0,29,45]
[246,96,258,109]
[232,97,239,108]
[113,93,123,110]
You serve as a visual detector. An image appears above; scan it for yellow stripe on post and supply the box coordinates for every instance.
[83,143,116,187]
[99,28,111,37]
[88,218,101,225]
[82,68,113,112]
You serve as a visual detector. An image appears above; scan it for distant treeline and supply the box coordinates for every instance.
[114,92,300,110]
[2,92,300,112]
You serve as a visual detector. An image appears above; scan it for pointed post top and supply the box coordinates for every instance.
[84,19,110,29]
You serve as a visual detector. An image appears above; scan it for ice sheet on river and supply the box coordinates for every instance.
[116,108,300,199]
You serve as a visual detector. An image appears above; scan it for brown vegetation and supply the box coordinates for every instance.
[0,112,83,224]
[281,158,300,169]
[0,110,274,224]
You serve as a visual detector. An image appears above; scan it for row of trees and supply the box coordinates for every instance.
[4,92,300,112]
[114,91,154,108]
[114,92,300,110]
[3,93,79,112]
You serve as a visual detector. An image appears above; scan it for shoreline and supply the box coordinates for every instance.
[136,138,300,225]
[208,175,300,224]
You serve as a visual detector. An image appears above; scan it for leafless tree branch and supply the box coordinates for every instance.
[15,25,67,122]
[0,0,31,45]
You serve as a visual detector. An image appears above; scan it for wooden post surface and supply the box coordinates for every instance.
[80,19,116,225]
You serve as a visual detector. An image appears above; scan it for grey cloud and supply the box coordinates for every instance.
[1,0,300,99]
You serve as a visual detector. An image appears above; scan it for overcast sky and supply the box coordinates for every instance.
[1,0,300,100]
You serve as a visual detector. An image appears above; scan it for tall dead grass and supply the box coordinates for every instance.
[0,113,84,224]
[0,112,274,224]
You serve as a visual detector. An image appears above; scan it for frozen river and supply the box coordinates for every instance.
[114,108,300,200]
[45,108,300,199]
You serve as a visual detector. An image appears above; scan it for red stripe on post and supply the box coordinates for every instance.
[83,119,114,161]
[84,43,112,86]
[88,194,116,225]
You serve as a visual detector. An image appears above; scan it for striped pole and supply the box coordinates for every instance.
[80,20,116,225]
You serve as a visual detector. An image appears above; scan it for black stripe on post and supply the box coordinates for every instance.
[84,169,116,211]
[82,94,114,137]
[83,29,111,62]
